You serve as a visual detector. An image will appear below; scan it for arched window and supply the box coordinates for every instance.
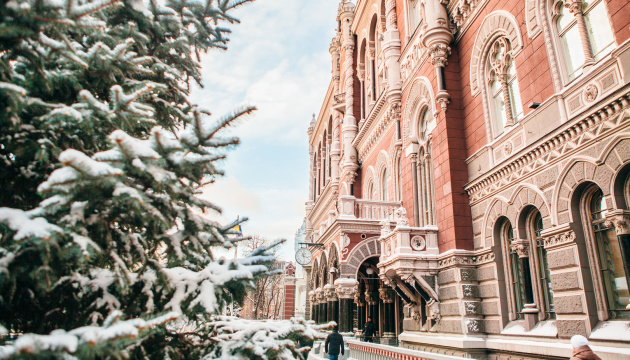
[587,188,630,319]
[553,0,615,82]
[416,108,436,226]
[505,221,526,320]
[382,169,389,201]
[531,211,555,319]
[486,37,523,137]
[407,0,422,36]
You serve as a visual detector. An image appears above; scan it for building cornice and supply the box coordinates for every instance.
[310,80,335,147]
[352,93,391,162]
[464,87,630,205]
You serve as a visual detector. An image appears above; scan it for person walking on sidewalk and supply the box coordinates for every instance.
[324,326,344,360]
[570,335,601,360]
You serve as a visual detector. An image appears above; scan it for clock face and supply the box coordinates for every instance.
[295,248,313,265]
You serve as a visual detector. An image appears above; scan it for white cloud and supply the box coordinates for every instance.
[189,0,338,259]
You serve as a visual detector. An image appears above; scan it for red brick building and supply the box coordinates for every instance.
[305,0,630,358]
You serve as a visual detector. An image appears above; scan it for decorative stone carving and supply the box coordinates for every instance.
[428,43,451,68]
[364,289,379,305]
[324,283,338,301]
[378,287,395,304]
[605,211,630,235]
[510,239,530,258]
[466,318,481,333]
[465,95,630,203]
[385,241,392,256]
[395,206,409,226]
[428,299,441,321]
[381,219,392,237]
[544,230,576,249]
[411,235,427,251]
[340,232,351,260]
[583,84,598,103]
[503,142,513,156]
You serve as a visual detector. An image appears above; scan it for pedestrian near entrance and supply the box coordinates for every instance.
[570,335,601,360]
[324,326,344,360]
[363,317,376,342]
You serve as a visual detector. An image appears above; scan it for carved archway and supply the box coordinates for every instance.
[340,236,381,278]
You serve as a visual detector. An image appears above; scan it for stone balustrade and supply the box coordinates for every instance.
[337,195,401,221]
[346,339,469,360]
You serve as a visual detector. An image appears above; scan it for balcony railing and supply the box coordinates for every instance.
[338,196,401,221]
[346,339,470,360]
[354,199,400,220]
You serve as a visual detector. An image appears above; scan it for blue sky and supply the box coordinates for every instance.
[191,0,339,259]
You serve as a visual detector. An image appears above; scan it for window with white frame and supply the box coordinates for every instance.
[486,37,523,138]
[553,0,615,82]
[407,0,422,36]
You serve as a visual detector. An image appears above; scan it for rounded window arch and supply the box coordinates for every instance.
[582,186,630,319]
[485,37,523,137]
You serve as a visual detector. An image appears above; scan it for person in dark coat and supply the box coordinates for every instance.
[570,335,601,360]
[324,326,344,360]
[363,317,376,342]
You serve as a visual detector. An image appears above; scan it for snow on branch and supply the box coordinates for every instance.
[163,255,270,314]
[0,208,62,240]
[38,149,123,193]
[206,317,332,360]
[0,311,179,359]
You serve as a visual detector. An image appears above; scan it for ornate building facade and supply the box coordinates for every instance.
[304,0,630,358]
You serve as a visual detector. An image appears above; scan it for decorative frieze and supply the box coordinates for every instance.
[544,230,576,249]
[465,92,630,203]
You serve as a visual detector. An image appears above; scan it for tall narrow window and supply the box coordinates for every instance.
[416,108,436,226]
[588,189,630,319]
[407,0,422,35]
[555,0,615,82]
[486,37,523,137]
[382,169,388,201]
[533,212,555,319]
[397,157,402,201]
[507,222,526,320]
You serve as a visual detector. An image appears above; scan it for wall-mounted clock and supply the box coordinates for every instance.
[295,247,313,265]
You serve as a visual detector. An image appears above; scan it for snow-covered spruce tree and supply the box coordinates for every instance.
[0,0,327,359]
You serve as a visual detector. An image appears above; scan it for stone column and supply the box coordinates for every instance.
[309,290,316,322]
[606,210,630,298]
[335,278,357,334]
[379,286,397,345]
[316,287,327,324]
[365,287,379,335]
[304,266,312,320]
[354,290,365,333]
[564,0,595,70]
[421,0,453,112]
[324,283,338,324]
[339,1,358,185]
[511,239,537,330]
